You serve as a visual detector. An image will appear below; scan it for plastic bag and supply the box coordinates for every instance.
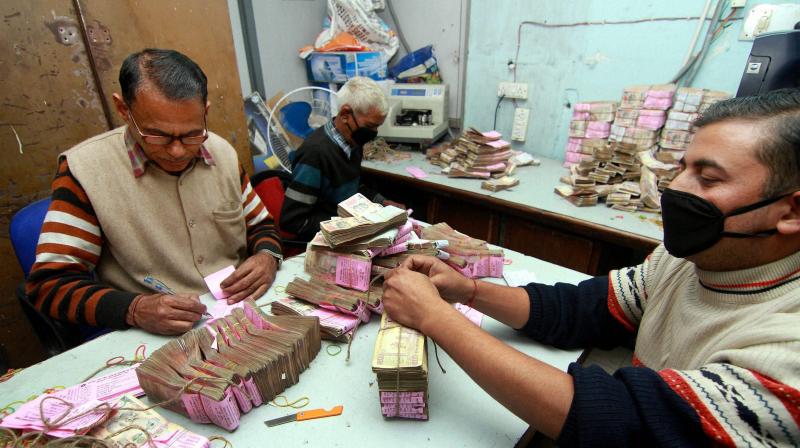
[389,45,441,84]
[314,0,398,63]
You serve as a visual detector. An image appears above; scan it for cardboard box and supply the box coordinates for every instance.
[305,51,387,83]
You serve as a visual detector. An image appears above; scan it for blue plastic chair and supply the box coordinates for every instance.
[279,101,314,139]
[9,197,51,278]
[10,197,109,355]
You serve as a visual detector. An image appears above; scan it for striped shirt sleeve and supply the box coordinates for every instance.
[659,360,800,446]
[607,253,653,332]
[25,158,137,328]
[239,165,282,260]
[560,354,800,446]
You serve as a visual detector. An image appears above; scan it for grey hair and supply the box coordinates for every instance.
[694,88,800,197]
[336,77,388,115]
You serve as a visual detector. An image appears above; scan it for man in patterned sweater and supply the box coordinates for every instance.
[26,49,282,335]
[383,89,800,446]
[280,77,389,242]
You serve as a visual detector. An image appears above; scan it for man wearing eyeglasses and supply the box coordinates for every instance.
[25,49,283,336]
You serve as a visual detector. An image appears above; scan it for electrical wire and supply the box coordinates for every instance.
[683,0,728,86]
[670,0,744,85]
[681,0,714,67]
[511,14,743,83]
[493,94,506,130]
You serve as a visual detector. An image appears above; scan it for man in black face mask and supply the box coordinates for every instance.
[280,77,389,242]
[380,89,800,446]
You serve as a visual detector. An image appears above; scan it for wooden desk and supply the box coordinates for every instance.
[363,153,663,275]
[0,249,587,447]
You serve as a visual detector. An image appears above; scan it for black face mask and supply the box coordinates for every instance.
[660,188,789,258]
[348,113,378,147]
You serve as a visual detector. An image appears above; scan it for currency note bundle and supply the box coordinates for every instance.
[660,88,729,152]
[372,313,429,420]
[419,222,505,279]
[439,128,514,179]
[564,102,617,167]
[320,193,408,248]
[91,394,210,447]
[136,300,320,431]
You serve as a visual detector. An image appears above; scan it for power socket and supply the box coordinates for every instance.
[497,82,528,100]
[730,0,746,8]
[511,107,530,141]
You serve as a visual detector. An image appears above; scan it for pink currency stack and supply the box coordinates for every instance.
[563,101,618,168]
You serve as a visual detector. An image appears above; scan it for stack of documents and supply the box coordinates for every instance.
[136,300,320,431]
[372,313,429,420]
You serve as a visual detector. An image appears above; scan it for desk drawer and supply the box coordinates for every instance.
[428,196,500,243]
[502,217,598,274]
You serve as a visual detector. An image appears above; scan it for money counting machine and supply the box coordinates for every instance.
[377,83,449,144]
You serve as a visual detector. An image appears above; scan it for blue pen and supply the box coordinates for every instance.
[144,275,176,295]
[144,275,211,317]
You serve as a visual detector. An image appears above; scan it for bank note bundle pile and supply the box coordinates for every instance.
[137,300,321,431]
[427,129,537,192]
[657,87,729,188]
[372,312,430,419]
[563,101,618,168]
[557,85,729,211]
[274,193,505,345]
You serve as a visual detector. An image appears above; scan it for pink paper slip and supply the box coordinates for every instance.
[0,396,111,436]
[335,257,371,291]
[482,130,502,139]
[204,265,236,300]
[200,388,241,431]
[379,242,409,256]
[0,362,146,434]
[455,303,484,327]
[405,166,428,179]
[207,301,245,321]
[181,393,212,424]
[487,139,510,149]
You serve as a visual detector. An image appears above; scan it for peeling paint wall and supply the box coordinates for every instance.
[0,0,250,367]
[463,0,784,159]
[0,1,109,367]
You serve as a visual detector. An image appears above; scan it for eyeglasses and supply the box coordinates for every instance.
[127,109,208,146]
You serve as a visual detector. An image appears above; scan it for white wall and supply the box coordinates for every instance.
[464,0,783,159]
[227,0,469,124]
[377,0,470,124]
[227,0,328,99]
[226,0,252,97]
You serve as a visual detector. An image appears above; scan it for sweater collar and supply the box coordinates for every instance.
[696,250,800,296]
[124,126,215,178]
[324,119,354,159]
